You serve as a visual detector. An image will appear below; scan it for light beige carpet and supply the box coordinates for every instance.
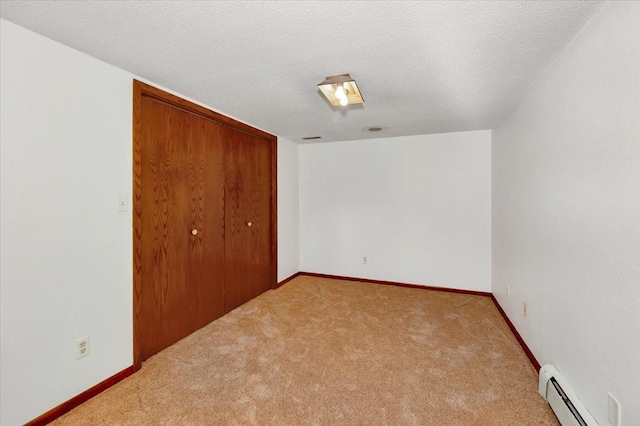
[53,276,558,425]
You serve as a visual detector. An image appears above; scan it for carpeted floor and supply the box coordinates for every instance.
[53,276,558,425]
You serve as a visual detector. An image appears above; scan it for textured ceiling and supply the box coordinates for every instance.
[0,1,604,143]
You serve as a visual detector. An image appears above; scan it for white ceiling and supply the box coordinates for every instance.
[0,1,604,143]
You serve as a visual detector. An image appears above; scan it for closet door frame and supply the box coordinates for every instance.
[132,80,277,370]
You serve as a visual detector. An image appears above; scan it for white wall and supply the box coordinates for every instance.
[300,131,491,292]
[277,137,300,282]
[0,19,133,425]
[492,2,640,425]
[0,19,301,425]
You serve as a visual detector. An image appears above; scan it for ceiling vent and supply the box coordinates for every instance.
[362,126,388,133]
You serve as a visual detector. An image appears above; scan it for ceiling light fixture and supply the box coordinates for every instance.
[317,74,364,107]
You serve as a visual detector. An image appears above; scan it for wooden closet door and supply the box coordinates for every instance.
[137,96,225,363]
[223,127,272,312]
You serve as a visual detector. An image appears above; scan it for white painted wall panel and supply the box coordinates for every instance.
[0,19,133,425]
[300,131,491,292]
[277,137,300,282]
[492,2,640,424]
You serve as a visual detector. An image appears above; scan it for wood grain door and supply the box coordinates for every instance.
[223,126,273,312]
[136,95,225,364]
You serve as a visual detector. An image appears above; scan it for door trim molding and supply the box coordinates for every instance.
[132,80,278,370]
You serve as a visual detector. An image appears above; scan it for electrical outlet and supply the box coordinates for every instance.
[363,256,368,264]
[76,336,90,359]
[608,392,621,426]
[523,302,528,318]
[507,284,510,298]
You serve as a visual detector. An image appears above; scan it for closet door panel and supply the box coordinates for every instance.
[138,96,225,363]
[189,114,226,330]
[223,127,272,312]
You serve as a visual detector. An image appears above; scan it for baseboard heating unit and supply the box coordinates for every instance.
[539,365,598,426]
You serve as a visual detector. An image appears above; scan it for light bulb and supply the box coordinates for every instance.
[339,96,349,106]
[335,86,346,99]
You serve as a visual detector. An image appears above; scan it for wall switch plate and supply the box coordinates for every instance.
[117,194,128,212]
[608,392,621,426]
[507,284,510,298]
[523,302,528,318]
[76,336,90,359]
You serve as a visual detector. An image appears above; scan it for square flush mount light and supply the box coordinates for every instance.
[318,74,364,106]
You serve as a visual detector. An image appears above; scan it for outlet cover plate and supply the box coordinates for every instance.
[76,336,90,359]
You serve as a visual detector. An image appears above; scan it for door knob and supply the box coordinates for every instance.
[246,222,252,227]
[191,229,198,235]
